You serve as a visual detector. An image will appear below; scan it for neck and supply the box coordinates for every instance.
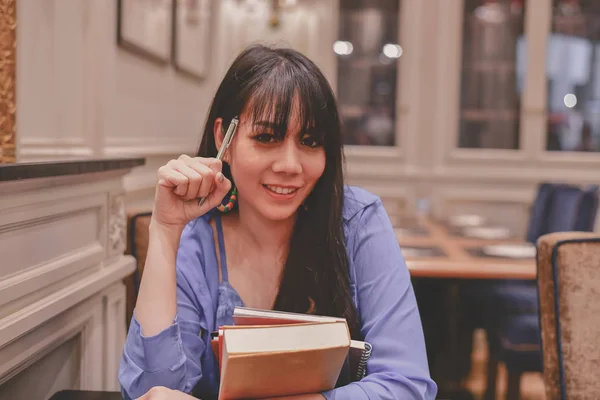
[233,201,296,253]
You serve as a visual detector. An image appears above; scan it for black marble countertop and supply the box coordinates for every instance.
[0,157,145,182]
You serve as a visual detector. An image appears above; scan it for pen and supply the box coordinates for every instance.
[198,116,239,207]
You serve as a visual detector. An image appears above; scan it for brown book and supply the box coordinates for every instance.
[218,321,350,399]
[231,307,372,381]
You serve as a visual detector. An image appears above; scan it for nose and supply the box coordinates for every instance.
[272,140,302,175]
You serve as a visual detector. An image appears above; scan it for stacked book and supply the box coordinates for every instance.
[211,307,372,399]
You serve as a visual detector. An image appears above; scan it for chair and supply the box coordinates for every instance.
[545,185,587,234]
[483,183,598,399]
[123,211,152,327]
[525,182,557,243]
[536,232,600,400]
[574,185,599,232]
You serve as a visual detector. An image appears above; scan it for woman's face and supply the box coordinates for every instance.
[215,103,326,222]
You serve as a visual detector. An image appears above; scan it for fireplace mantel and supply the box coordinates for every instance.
[0,158,144,399]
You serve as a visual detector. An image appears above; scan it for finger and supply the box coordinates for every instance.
[203,158,223,174]
[186,161,215,199]
[183,173,231,219]
[171,160,203,200]
[203,173,232,210]
[187,156,222,173]
[202,159,223,199]
[198,167,215,198]
[157,167,188,194]
[161,161,190,197]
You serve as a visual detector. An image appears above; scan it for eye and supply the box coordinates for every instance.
[301,134,323,148]
[254,133,277,144]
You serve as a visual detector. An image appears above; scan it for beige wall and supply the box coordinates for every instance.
[16,0,212,159]
[16,0,220,209]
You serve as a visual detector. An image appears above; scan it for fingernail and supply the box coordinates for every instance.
[218,172,224,183]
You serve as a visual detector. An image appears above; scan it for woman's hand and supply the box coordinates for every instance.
[136,386,198,400]
[152,154,232,229]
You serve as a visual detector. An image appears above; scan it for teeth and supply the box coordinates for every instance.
[266,185,298,195]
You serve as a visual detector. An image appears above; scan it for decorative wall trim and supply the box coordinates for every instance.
[0,256,135,348]
[0,161,138,395]
[102,282,127,390]
[108,195,127,258]
[20,138,88,146]
[103,144,193,157]
[0,300,104,387]
[18,138,95,161]
[0,243,105,309]
[0,0,17,163]
[18,146,95,161]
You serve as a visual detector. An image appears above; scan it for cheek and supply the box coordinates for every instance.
[228,146,264,184]
[304,152,326,183]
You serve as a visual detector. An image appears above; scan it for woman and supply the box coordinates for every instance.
[119,44,437,400]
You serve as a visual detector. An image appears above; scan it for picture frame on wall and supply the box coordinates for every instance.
[117,0,173,64]
[172,0,212,81]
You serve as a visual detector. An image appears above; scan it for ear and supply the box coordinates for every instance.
[213,117,231,163]
[213,118,224,149]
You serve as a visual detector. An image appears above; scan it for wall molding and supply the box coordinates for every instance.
[0,294,104,386]
[0,256,134,348]
[18,145,95,161]
[0,244,105,309]
[103,144,194,157]
[102,283,127,390]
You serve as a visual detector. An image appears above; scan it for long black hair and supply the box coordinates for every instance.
[197,44,360,339]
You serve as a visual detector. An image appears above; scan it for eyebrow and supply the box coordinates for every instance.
[253,120,320,135]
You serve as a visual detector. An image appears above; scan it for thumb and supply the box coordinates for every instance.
[196,172,232,214]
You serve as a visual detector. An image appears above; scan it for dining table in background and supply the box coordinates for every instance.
[395,215,537,400]
[395,216,536,280]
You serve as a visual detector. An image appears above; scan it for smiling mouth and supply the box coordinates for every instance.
[263,185,299,195]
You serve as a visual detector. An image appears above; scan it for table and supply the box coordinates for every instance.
[396,216,537,399]
[396,217,536,279]
[49,390,122,400]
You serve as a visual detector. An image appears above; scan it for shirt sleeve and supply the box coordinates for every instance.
[118,227,207,400]
[322,199,438,400]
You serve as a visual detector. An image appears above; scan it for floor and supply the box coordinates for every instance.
[464,329,546,400]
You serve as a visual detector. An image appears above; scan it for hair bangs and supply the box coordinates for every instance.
[242,61,333,143]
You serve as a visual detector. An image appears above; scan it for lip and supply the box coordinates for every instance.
[262,184,301,200]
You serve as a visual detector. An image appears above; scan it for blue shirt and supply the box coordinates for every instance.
[118,186,437,399]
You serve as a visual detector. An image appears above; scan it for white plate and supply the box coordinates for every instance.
[463,226,511,240]
[448,214,486,228]
[402,247,438,258]
[482,244,536,259]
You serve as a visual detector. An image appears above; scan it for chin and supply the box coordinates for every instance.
[258,205,300,222]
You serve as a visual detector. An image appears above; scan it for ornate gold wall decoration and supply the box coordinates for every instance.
[0,0,16,164]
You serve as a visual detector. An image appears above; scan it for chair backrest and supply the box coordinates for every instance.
[545,185,586,234]
[536,232,600,400]
[526,183,557,243]
[124,211,152,327]
[574,186,599,232]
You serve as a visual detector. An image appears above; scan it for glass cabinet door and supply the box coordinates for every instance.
[546,0,600,152]
[457,0,527,150]
[336,0,401,147]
